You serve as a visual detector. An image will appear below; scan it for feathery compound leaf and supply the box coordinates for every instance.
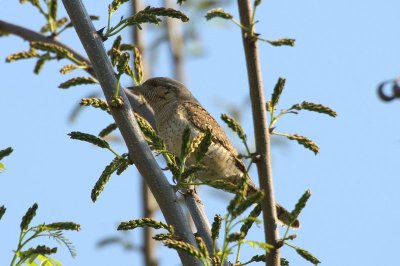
[118,218,174,233]
[291,190,311,222]
[30,41,73,58]
[134,113,165,151]
[59,76,98,89]
[221,114,246,141]
[41,17,69,33]
[109,36,122,66]
[49,230,77,257]
[232,190,264,218]
[80,98,110,112]
[195,236,209,258]
[281,258,290,266]
[211,214,222,241]
[68,131,110,149]
[19,245,57,259]
[117,52,130,74]
[153,233,174,241]
[6,49,38,62]
[278,133,319,155]
[33,56,48,74]
[99,123,118,138]
[19,0,40,8]
[271,77,286,108]
[163,239,203,260]
[59,64,82,74]
[196,129,212,162]
[180,126,192,159]
[247,254,266,263]
[180,165,207,180]
[205,8,233,20]
[295,246,320,265]
[91,156,127,202]
[227,231,245,242]
[204,180,238,194]
[240,204,262,237]
[246,240,273,251]
[141,6,189,22]
[266,38,296,47]
[276,204,300,228]
[290,101,337,117]
[44,222,81,231]
[0,147,13,161]
[0,205,6,220]
[125,6,189,27]
[20,203,38,231]
[48,0,57,21]
[109,0,129,13]
[133,46,143,84]
[116,154,130,175]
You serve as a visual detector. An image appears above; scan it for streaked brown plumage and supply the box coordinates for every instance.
[130,77,299,228]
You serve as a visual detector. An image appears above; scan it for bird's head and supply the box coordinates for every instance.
[129,77,197,112]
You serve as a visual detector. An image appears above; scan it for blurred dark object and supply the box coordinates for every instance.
[377,79,400,102]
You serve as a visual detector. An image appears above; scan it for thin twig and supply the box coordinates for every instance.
[61,1,201,265]
[237,1,281,265]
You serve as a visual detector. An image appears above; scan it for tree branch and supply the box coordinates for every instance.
[131,1,158,265]
[237,1,281,265]
[61,1,200,265]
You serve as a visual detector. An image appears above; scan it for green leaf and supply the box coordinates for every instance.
[290,101,337,117]
[266,38,296,47]
[232,190,264,218]
[6,49,38,62]
[295,246,321,265]
[0,147,13,160]
[118,218,174,233]
[180,126,191,159]
[221,114,246,141]
[48,0,57,21]
[68,131,110,149]
[245,240,273,252]
[211,214,222,241]
[270,77,286,108]
[205,8,233,20]
[109,0,130,14]
[0,205,6,220]
[275,133,319,155]
[91,156,127,202]
[240,204,262,237]
[34,56,48,74]
[291,190,311,223]
[30,41,72,58]
[195,129,212,162]
[20,203,38,231]
[98,123,118,138]
[59,76,98,89]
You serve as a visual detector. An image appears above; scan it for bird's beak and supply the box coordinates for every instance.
[127,84,145,96]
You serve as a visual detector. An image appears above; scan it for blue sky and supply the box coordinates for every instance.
[1,1,400,265]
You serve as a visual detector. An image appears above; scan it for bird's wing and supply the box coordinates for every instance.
[180,101,247,173]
